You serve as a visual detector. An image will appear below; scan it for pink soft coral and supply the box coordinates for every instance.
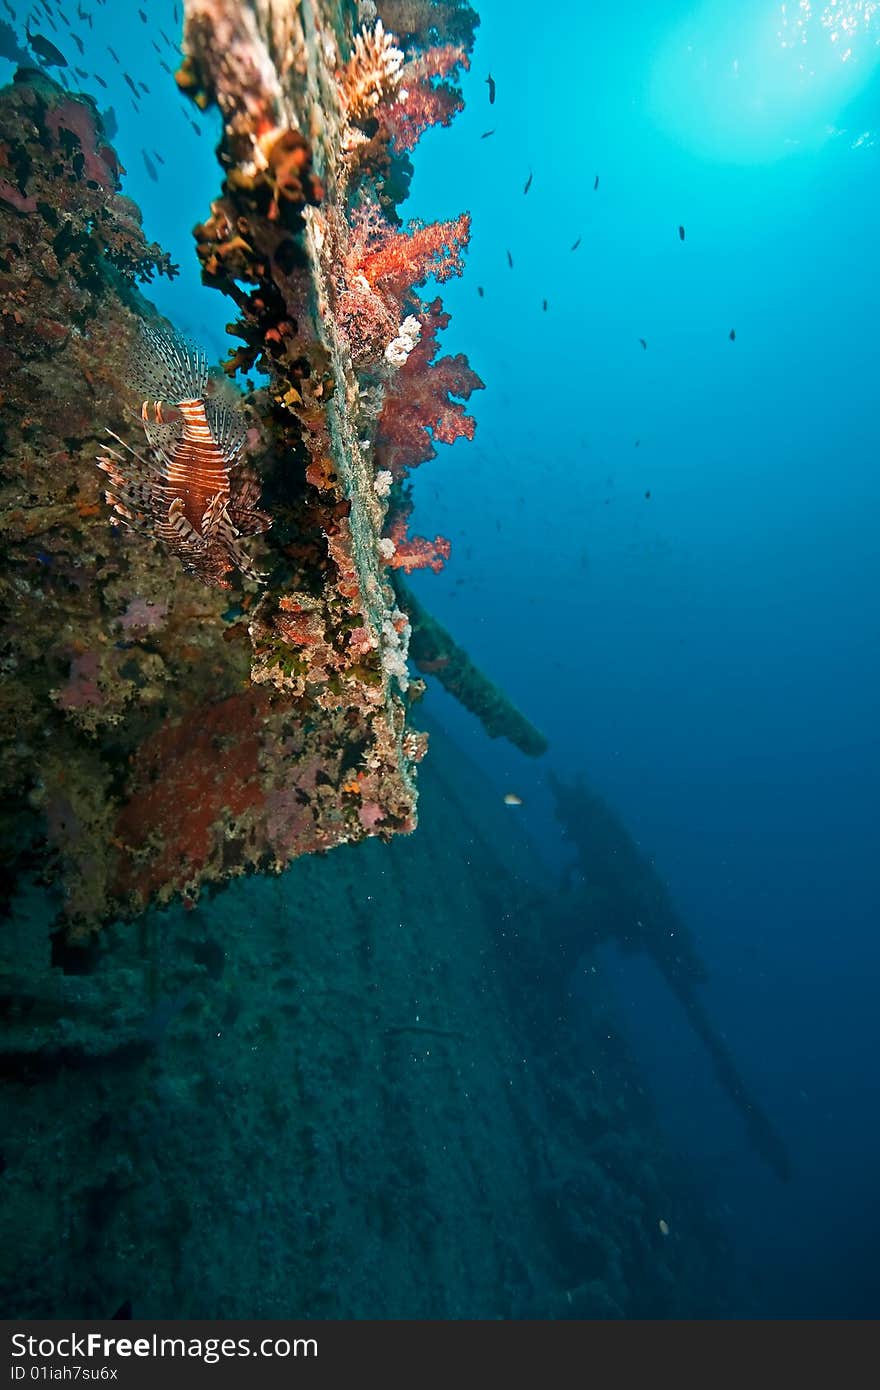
[376,296,484,478]
[384,46,468,153]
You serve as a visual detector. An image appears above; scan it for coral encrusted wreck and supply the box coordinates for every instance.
[1,3,542,934]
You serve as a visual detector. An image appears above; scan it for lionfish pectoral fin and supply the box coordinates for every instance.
[201,492,238,539]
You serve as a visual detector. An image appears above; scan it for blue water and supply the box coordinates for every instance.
[5,0,879,1317]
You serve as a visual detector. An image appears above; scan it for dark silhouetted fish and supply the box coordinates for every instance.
[639,338,647,349]
[160,28,175,50]
[187,116,202,136]
[139,7,148,21]
[570,236,581,251]
[594,173,599,190]
[142,150,158,181]
[506,249,513,268]
[152,39,162,54]
[542,299,548,311]
[72,33,84,55]
[678,224,685,240]
[124,72,139,96]
[174,2,180,21]
[480,129,495,139]
[94,73,108,89]
[644,490,651,499]
[153,149,165,166]
[523,170,532,194]
[486,73,495,104]
[477,286,484,297]
[74,66,88,79]
[77,3,93,27]
[729,328,736,341]
[107,44,119,63]
[138,80,150,95]
[159,58,172,74]
[26,25,68,67]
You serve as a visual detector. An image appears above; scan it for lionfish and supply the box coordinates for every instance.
[97,323,269,587]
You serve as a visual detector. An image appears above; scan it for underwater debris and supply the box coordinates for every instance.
[399,580,548,756]
[551,774,793,1182]
[96,324,270,589]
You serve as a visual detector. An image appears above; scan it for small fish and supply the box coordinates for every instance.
[159,28,175,49]
[486,72,495,104]
[593,173,599,191]
[503,793,523,807]
[659,1219,670,1237]
[138,7,148,21]
[570,236,581,251]
[542,299,547,311]
[152,39,162,54]
[644,490,651,499]
[173,3,180,23]
[480,129,495,139]
[72,33,84,55]
[26,25,68,66]
[638,338,647,349]
[124,72,139,97]
[523,170,532,194]
[152,149,165,166]
[159,58,173,74]
[506,249,513,268]
[477,286,484,297]
[634,439,640,447]
[138,80,150,96]
[729,328,736,341]
[74,65,88,78]
[94,73,108,88]
[107,44,119,63]
[142,150,158,182]
[187,116,202,136]
[678,224,685,241]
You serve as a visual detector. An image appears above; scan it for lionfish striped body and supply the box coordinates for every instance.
[97,324,269,587]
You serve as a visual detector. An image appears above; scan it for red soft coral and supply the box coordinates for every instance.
[384,45,468,153]
[384,505,451,573]
[376,296,484,478]
[354,208,471,303]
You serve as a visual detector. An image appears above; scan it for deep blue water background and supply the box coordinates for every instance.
[4,0,878,1317]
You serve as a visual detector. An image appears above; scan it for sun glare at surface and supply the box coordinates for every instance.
[649,0,880,161]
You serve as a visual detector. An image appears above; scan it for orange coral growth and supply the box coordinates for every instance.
[355,210,471,302]
[376,297,484,478]
[384,504,451,574]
